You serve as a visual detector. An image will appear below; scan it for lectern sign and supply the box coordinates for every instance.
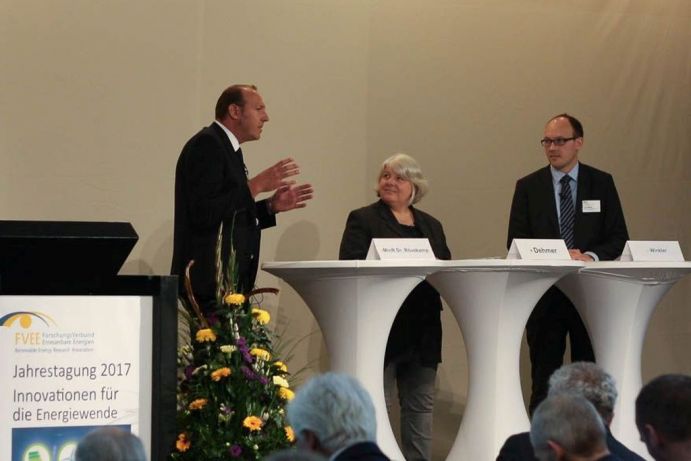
[507,239,571,260]
[366,238,435,260]
[0,296,149,461]
[620,241,685,262]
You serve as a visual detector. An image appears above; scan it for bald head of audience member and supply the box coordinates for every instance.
[287,372,378,457]
[636,373,691,461]
[530,393,611,461]
[75,427,146,461]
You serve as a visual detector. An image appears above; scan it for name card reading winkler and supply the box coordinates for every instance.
[619,240,685,262]
[366,238,435,260]
[507,239,571,260]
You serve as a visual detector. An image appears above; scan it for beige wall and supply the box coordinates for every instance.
[2,1,689,458]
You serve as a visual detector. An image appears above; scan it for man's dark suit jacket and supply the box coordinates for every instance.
[339,200,451,366]
[507,163,628,259]
[333,441,391,461]
[496,429,644,461]
[171,122,275,302]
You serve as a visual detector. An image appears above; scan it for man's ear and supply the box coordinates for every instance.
[547,440,565,460]
[643,424,662,449]
[302,430,328,455]
[228,103,241,120]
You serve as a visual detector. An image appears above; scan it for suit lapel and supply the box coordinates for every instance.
[539,166,560,236]
[574,163,592,244]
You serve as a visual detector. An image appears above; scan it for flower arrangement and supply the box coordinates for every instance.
[171,223,295,460]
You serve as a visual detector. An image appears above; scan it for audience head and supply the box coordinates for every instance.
[376,153,429,206]
[287,372,377,456]
[265,448,328,461]
[636,373,691,461]
[530,393,608,461]
[548,361,617,425]
[75,427,146,461]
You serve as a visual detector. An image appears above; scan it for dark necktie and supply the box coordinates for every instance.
[236,147,249,178]
[559,175,575,249]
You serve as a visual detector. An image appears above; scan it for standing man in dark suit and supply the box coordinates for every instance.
[172,84,313,309]
[507,114,629,414]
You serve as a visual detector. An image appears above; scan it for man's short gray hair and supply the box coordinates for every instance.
[548,361,617,422]
[287,372,377,454]
[530,393,607,461]
[75,427,147,461]
[377,153,429,205]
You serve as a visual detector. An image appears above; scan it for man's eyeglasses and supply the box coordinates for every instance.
[540,136,578,147]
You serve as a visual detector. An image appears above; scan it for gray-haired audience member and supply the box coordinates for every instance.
[75,427,147,461]
[530,393,617,461]
[636,373,691,461]
[497,362,643,460]
[287,372,390,461]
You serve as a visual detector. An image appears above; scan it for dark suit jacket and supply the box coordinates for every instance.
[507,163,628,260]
[339,200,451,365]
[496,429,644,461]
[171,122,275,302]
[333,441,391,461]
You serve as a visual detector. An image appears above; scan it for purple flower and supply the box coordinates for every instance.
[184,365,195,381]
[229,444,243,457]
[207,313,220,326]
[240,365,256,380]
[257,375,269,385]
[236,337,254,363]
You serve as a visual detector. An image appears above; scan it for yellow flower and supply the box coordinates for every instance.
[220,344,237,354]
[273,375,290,388]
[195,328,216,343]
[250,348,271,361]
[176,433,190,452]
[188,398,208,410]
[251,307,271,325]
[285,426,295,442]
[210,367,232,381]
[243,415,263,432]
[273,361,288,372]
[224,293,246,305]
[278,387,295,401]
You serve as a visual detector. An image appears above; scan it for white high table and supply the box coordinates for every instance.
[262,260,445,460]
[427,259,584,461]
[557,261,691,459]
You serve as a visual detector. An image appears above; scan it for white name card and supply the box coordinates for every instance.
[620,240,685,262]
[365,238,435,260]
[507,239,571,260]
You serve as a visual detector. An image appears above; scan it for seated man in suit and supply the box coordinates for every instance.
[530,393,619,461]
[287,372,390,461]
[497,362,643,460]
[507,113,629,413]
[636,374,691,461]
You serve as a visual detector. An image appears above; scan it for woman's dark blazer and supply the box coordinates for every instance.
[339,200,451,366]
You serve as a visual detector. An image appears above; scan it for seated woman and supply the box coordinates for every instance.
[339,153,451,461]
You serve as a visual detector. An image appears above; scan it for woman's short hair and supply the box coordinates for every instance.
[377,153,429,205]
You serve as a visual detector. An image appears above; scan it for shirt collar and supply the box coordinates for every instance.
[214,120,241,152]
[550,162,579,185]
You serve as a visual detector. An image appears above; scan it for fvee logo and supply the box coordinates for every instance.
[1,311,56,346]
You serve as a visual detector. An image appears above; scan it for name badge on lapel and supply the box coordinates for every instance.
[582,200,601,213]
